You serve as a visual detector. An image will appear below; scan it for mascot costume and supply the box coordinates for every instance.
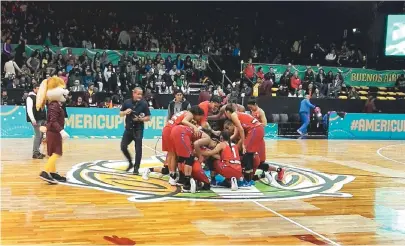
[36,76,70,184]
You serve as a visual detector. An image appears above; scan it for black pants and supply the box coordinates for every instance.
[121,128,143,167]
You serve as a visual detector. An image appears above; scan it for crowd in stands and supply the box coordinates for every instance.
[1,2,404,108]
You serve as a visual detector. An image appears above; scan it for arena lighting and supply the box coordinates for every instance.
[353,28,357,33]
[240,60,244,64]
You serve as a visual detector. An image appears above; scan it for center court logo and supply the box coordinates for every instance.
[63,156,355,202]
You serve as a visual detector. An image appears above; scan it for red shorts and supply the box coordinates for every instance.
[162,125,174,152]
[178,160,209,184]
[258,139,266,162]
[170,126,193,158]
[214,160,243,179]
[245,126,265,159]
[47,131,63,156]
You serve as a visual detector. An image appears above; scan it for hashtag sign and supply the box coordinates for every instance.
[350,120,358,131]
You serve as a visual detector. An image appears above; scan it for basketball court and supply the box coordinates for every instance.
[1,138,405,245]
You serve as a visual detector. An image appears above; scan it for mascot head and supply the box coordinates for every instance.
[36,76,68,111]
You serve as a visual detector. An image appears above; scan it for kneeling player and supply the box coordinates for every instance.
[198,131,243,190]
[223,119,284,183]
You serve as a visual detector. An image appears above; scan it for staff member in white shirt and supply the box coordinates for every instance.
[26,84,47,159]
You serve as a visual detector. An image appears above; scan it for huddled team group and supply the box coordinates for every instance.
[142,96,285,193]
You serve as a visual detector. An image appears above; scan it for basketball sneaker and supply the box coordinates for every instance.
[190,178,196,193]
[265,172,273,185]
[168,177,177,186]
[276,168,285,182]
[50,172,67,182]
[142,168,150,180]
[230,177,238,191]
[39,171,57,184]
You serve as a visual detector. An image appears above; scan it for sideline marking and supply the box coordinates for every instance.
[253,201,341,246]
[376,143,405,165]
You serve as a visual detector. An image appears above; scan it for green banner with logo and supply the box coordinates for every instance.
[246,63,404,87]
[11,44,207,65]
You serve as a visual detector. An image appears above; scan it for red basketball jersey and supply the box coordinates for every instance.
[220,143,240,163]
[237,112,261,131]
[166,111,188,126]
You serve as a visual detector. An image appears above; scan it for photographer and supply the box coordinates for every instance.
[119,87,151,175]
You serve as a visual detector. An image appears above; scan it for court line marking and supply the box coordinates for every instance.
[143,142,341,245]
[376,143,405,165]
[253,201,341,246]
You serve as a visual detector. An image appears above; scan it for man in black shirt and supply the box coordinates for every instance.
[120,87,151,174]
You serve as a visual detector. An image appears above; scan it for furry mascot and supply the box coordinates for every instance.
[36,76,70,184]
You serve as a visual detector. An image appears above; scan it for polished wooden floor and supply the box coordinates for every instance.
[1,138,405,245]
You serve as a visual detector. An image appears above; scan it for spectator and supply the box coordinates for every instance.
[364,96,378,113]
[69,68,83,88]
[167,89,191,119]
[295,84,306,98]
[256,67,264,80]
[173,54,184,70]
[348,87,360,99]
[325,49,337,63]
[26,51,40,74]
[193,55,206,82]
[241,82,252,98]
[312,88,323,98]
[244,60,255,82]
[4,56,22,78]
[396,74,405,92]
[329,72,343,98]
[290,71,301,91]
[259,76,273,96]
[303,67,315,89]
[307,83,315,97]
[277,85,288,97]
[70,79,85,92]
[58,71,68,85]
[83,69,94,88]
[279,70,291,87]
[264,67,276,84]
[74,96,88,107]
[84,83,97,106]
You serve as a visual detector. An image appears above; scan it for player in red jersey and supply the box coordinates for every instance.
[247,98,267,125]
[246,99,285,182]
[200,131,243,190]
[224,104,265,184]
[170,123,209,193]
[198,95,222,130]
[143,106,205,184]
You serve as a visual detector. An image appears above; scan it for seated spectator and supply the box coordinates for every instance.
[70,79,85,92]
[396,74,405,92]
[84,83,97,106]
[288,90,297,97]
[312,88,323,98]
[277,85,288,97]
[329,72,344,98]
[295,84,306,98]
[290,71,301,91]
[348,87,360,99]
[83,69,94,88]
[73,96,88,107]
[325,49,337,63]
[307,83,315,97]
[264,67,276,84]
[256,67,264,81]
[279,70,291,87]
